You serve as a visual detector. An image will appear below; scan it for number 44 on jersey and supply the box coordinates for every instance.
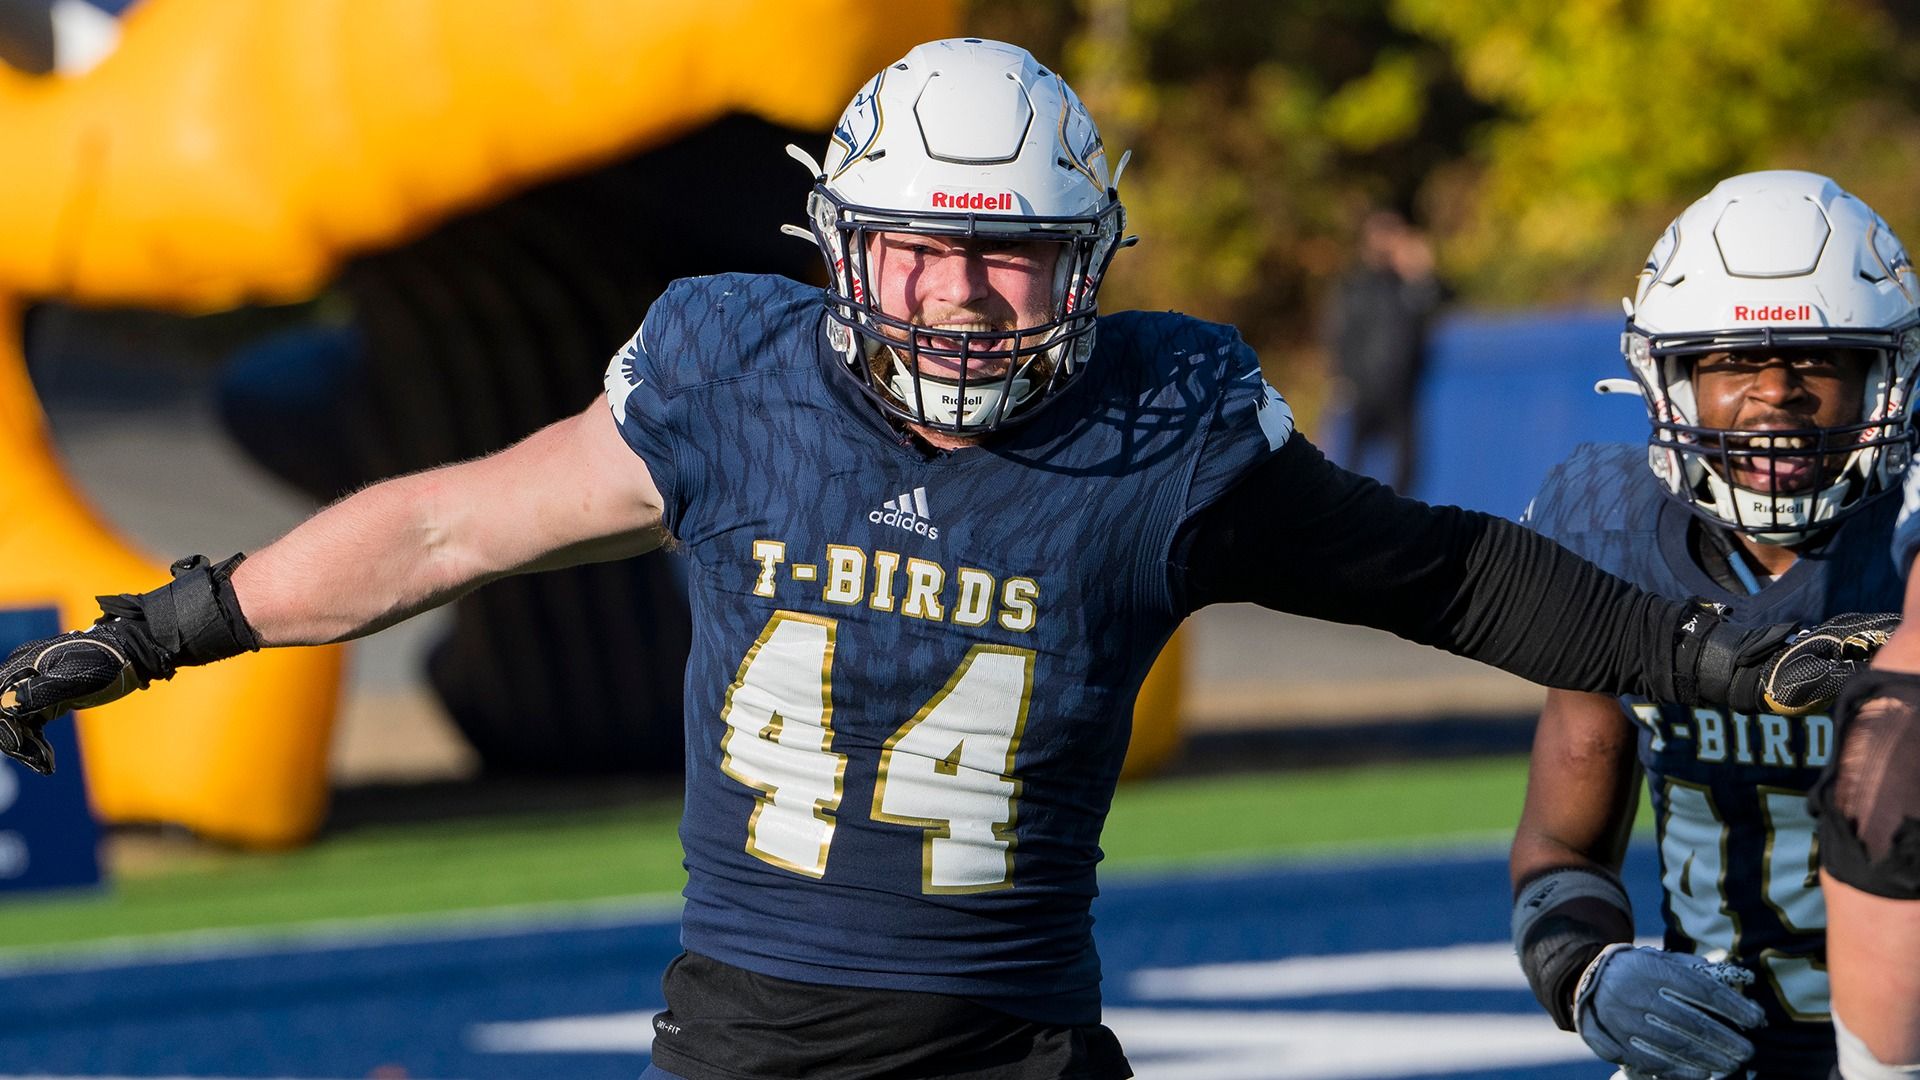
[719,611,1034,894]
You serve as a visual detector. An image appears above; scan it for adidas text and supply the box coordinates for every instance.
[869,508,939,539]
[871,486,939,539]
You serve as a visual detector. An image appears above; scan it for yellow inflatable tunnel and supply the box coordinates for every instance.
[0,1,1183,845]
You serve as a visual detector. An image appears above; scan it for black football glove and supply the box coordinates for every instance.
[0,621,154,775]
[1681,608,1900,717]
[1758,612,1901,714]
[0,554,260,775]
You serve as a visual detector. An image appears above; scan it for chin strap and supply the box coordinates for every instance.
[884,349,1036,430]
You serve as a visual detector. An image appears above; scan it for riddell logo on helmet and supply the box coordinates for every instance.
[931,191,1015,211]
[1732,304,1816,321]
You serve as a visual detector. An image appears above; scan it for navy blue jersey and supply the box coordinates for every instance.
[1527,442,1903,1077]
[601,273,1291,1024]
[1896,462,1920,574]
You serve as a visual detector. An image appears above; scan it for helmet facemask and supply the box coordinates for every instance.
[808,187,1125,433]
[1623,326,1920,544]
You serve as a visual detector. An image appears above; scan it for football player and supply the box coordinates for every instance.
[1513,171,1918,1080]
[0,45,1891,1080]
[1812,466,1920,1080]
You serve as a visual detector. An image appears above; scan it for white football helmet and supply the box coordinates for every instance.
[786,38,1131,434]
[1616,170,1920,542]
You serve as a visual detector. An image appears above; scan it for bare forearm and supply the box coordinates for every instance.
[1869,566,1920,673]
[228,403,665,646]
[1511,690,1640,888]
[232,469,491,645]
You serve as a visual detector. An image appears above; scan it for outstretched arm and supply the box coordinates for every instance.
[0,397,664,773]
[1174,432,1886,713]
[236,397,665,645]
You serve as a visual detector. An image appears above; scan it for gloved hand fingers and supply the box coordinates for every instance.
[1765,649,1866,716]
[1621,1032,1732,1080]
[1761,612,1902,715]
[1643,1010,1758,1073]
[0,713,55,775]
[1810,611,1901,644]
[0,633,138,778]
[1658,968,1769,1029]
[4,637,135,715]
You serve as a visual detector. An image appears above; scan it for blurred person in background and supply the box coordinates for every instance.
[0,43,1892,1080]
[1320,207,1444,492]
[1511,170,1918,1080]
[1811,463,1920,1080]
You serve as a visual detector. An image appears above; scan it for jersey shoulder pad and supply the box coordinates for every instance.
[1094,310,1242,395]
[600,273,817,533]
[1822,490,1908,610]
[627,273,822,396]
[1087,311,1294,522]
[1523,442,1657,546]
[1896,462,1920,576]
[1093,310,1294,449]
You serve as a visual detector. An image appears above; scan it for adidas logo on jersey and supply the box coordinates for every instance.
[870,486,939,539]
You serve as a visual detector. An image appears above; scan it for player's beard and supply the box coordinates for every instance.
[868,322,1059,387]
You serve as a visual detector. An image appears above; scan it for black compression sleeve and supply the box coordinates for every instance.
[1172,433,1694,698]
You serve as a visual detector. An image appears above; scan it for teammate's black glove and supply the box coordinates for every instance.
[0,554,260,775]
[1672,606,1897,716]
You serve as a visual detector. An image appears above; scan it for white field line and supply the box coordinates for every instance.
[1129,937,1664,1000]
[1105,1008,1589,1080]
[0,892,682,976]
[463,1005,1588,1077]
[1131,941,1526,998]
[470,1011,658,1053]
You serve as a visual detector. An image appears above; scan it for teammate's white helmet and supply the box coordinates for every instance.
[1620,170,1920,542]
[790,38,1130,434]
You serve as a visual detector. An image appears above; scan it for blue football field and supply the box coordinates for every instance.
[0,844,1668,1079]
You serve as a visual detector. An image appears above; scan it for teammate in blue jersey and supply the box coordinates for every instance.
[1512,171,1920,1080]
[0,43,1894,1080]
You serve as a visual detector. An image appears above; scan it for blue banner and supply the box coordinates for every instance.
[1414,308,1646,518]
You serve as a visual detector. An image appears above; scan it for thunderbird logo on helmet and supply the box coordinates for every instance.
[829,75,884,178]
[930,191,1015,211]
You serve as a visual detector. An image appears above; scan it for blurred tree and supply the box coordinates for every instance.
[968,0,1483,418]
[1394,0,1916,303]
[966,0,1920,417]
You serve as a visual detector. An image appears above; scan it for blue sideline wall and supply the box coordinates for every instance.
[1408,308,1648,518]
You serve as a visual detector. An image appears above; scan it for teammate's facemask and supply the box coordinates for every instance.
[1606,170,1920,544]
[783,38,1134,435]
